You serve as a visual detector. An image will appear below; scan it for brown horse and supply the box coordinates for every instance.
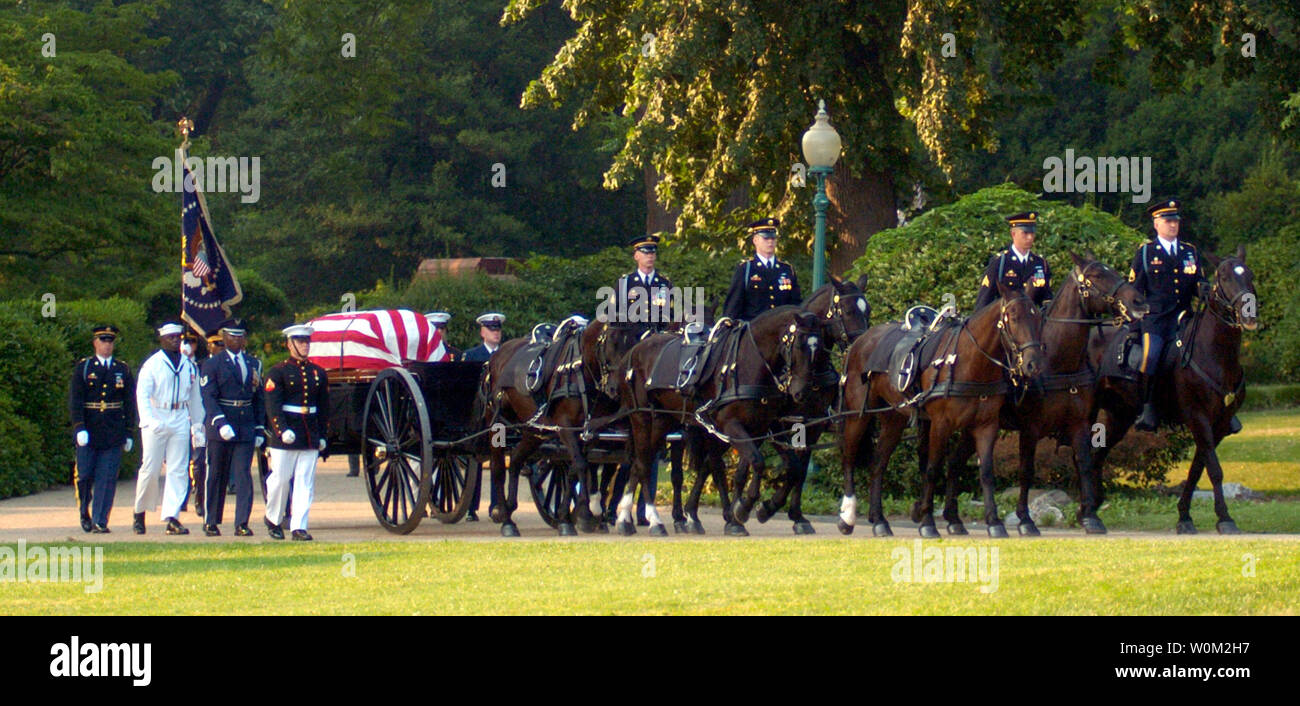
[839,282,1047,538]
[1089,245,1258,533]
[476,316,646,537]
[941,253,1148,534]
[751,275,871,534]
[614,306,824,536]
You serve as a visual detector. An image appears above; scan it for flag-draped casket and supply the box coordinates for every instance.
[307,309,449,370]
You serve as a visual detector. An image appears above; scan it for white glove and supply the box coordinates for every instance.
[192,432,206,448]
[191,423,204,438]
[123,438,133,453]
[219,425,235,441]
[281,429,296,445]
[254,434,265,449]
[318,438,327,452]
[76,430,89,447]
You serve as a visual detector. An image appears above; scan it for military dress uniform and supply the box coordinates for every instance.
[722,218,801,321]
[463,312,505,363]
[1129,199,1206,430]
[263,325,330,540]
[426,312,461,361]
[68,325,137,532]
[975,213,1052,310]
[188,333,225,513]
[199,321,266,535]
[133,323,204,535]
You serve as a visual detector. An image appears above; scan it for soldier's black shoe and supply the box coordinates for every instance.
[195,504,204,518]
[1134,403,1159,432]
[91,524,111,534]
[1228,415,1243,435]
[465,511,479,522]
[291,530,313,541]
[132,512,146,535]
[164,518,189,535]
[265,518,285,540]
[234,524,253,537]
[203,524,220,537]
[80,514,93,533]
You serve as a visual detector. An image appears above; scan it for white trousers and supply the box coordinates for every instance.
[135,424,191,519]
[266,448,319,532]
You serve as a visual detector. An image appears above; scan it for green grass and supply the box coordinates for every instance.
[3,539,1295,615]
[1193,409,1300,496]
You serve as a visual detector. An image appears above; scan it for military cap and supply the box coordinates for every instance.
[91,324,119,340]
[220,319,247,337]
[156,322,185,337]
[748,217,780,237]
[282,324,313,339]
[1146,198,1181,220]
[1006,212,1038,231]
[476,313,505,329]
[425,312,452,325]
[628,234,660,252]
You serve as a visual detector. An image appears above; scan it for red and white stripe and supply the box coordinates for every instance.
[307,309,448,370]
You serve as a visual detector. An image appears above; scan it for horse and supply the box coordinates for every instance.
[611,306,824,536]
[939,253,1148,535]
[1089,245,1258,533]
[475,313,652,537]
[751,274,872,534]
[838,281,1047,538]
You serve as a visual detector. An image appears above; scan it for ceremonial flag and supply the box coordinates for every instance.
[180,153,242,336]
[307,310,449,370]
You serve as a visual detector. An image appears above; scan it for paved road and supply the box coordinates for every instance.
[2,457,1295,543]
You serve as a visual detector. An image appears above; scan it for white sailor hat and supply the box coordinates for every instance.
[425,312,452,325]
[476,312,505,328]
[156,322,185,337]
[282,324,314,338]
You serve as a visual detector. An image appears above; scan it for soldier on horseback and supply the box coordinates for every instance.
[975,211,1052,310]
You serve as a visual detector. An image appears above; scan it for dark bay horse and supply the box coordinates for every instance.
[753,275,871,534]
[839,282,1047,538]
[1089,246,1258,533]
[614,306,823,536]
[941,253,1148,534]
[476,316,646,537]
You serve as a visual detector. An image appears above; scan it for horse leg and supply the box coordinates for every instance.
[786,444,816,535]
[1071,423,1106,534]
[942,430,976,535]
[670,438,686,531]
[639,416,671,536]
[498,433,541,537]
[757,443,796,525]
[724,421,760,536]
[1175,448,1206,534]
[913,415,951,538]
[1090,406,1134,509]
[867,415,905,537]
[838,415,869,535]
[681,432,709,534]
[1194,418,1240,534]
[973,421,1006,538]
[555,429,585,536]
[1014,430,1040,536]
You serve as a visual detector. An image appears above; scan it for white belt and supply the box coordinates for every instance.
[282,405,317,414]
[151,400,186,410]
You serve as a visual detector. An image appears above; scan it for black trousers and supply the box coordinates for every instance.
[205,440,255,527]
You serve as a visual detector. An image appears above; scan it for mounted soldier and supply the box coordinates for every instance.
[975,211,1051,310]
[722,217,801,321]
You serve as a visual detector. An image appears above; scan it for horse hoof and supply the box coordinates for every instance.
[489,505,508,524]
[756,502,772,524]
[596,523,609,534]
[837,520,855,535]
[947,522,968,536]
[724,523,749,537]
[987,524,1009,539]
[501,523,520,538]
[872,522,893,537]
[918,524,940,539]
[1216,520,1242,535]
[649,524,668,537]
[690,520,706,535]
[1175,520,1197,535]
[673,520,689,534]
[558,523,577,537]
[909,502,925,523]
[731,500,750,525]
[578,517,598,534]
[616,521,636,536]
[793,521,815,535]
[1082,517,1107,535]
[1017,521,1040,537]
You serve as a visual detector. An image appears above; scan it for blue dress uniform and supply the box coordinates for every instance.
[722,218,801,321]
[68,325,137,532]
[199,321,266,535]
[466,313,505,517]
[975,213,1052,310]
[1130,199,1206,430]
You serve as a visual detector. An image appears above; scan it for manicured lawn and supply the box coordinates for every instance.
[2,538,1296,615]
[1194,409,1300,496]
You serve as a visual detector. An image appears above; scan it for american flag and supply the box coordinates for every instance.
[307,310,449,370]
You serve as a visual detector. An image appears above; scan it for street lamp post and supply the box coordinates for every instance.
[801,99,842,291]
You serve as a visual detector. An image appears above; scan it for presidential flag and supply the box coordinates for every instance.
[180,154,242,336]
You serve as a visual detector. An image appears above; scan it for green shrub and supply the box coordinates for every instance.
[0,311,78,497]
[847,183,1146,321]
[1241,383,1300,410]
[1242,226,1300,383]
[0,297,152,366]
[0,391,47,498]
[137,267,292,335]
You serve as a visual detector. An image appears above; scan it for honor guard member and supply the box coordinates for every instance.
[189,333,225,510]
[263,325,330,540]
[465,313,505,519]
[463,312,505,363]
[69,325,138,533]
[426,311,460,360]
[612,235,675,331]
[199,319,266,536]
[722,218,802,321]
[975,212,1052,310]
[1129,198,1215,432]
[133,323,205,535]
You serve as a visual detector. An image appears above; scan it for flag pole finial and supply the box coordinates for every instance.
[178,117,194,149]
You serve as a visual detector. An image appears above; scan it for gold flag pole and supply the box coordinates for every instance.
[178,117,194,336]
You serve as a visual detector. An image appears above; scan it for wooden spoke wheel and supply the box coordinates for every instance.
[530,458,577,529]
[361,368,433,534]
[429,452,479,523]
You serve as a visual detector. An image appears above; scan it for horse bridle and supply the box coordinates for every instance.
[1048,261,1135,325]
[965,293,1043,381]
[761,320,820,396]
[1206,267,1252,329]
[820,287,869,348]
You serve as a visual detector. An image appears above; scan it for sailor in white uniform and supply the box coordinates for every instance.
[133,322,204,535]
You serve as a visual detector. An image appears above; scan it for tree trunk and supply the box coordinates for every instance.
[827,164,896,275]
